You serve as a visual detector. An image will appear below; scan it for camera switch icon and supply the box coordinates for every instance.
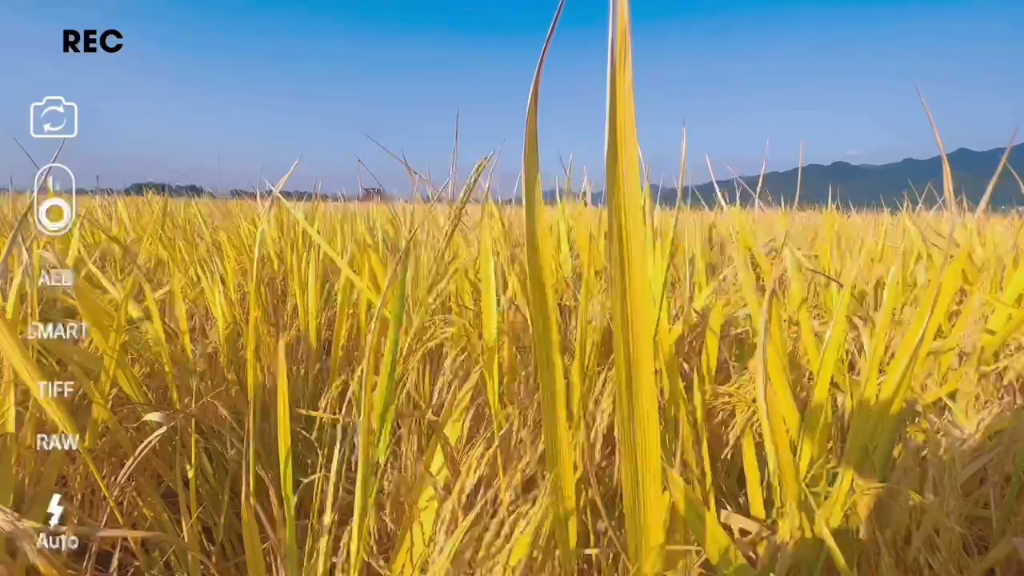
[30,97,78,139]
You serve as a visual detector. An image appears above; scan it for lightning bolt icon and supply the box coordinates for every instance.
[47,494,63,527]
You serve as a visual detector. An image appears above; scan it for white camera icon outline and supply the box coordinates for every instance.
[33,164,76,237]
[30,96,78,139]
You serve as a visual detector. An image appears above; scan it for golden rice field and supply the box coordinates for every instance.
[2,194,1023,576]
[2,1,1024,575]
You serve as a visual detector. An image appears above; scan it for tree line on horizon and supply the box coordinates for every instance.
[3,143,1020,209]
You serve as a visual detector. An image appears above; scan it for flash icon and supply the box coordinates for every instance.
[47,494,64,527]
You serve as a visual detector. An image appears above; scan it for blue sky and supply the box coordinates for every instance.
[1,0,1021,195]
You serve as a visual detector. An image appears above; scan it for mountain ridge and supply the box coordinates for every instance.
[567,143,1024,209]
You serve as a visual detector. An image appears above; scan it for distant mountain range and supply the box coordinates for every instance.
[562,143,1023,210]
[4,144,1022,209]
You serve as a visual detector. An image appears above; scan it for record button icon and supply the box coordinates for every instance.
[33,164,76,236]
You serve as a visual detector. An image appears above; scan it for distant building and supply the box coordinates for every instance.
[358,187,390,202]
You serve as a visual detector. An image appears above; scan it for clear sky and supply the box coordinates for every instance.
[1,0,1021,195]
